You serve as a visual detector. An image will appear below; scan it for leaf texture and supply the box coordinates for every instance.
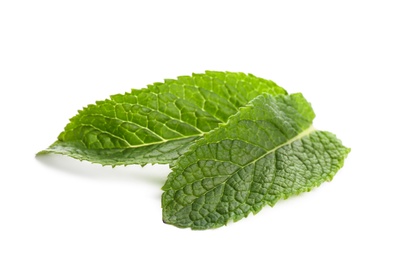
[38,71,286,166]
[162,93,350,229]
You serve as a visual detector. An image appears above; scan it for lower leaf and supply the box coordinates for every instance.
[161,93,350,229]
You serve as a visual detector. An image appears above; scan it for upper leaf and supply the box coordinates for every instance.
[161,93,350,229]
[38,71,286,166]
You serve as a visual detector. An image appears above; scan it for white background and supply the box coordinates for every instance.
[1,1,399,259]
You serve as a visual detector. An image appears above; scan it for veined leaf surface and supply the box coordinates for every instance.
[38,71,286,166]
[162,93,350,229]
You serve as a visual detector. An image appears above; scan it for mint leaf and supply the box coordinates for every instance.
[162,93,350,229]
[38,71,286,166]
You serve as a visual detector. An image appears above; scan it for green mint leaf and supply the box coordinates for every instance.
[38,71,286,166]
[162,93,350,229]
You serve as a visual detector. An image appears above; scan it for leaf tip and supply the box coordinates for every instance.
[35,150,49,156]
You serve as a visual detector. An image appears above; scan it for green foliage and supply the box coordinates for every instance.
[39,71,286,166]
[38,72,350,229]
[162,93,350,229]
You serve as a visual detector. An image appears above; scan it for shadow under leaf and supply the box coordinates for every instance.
[35,153,170,187]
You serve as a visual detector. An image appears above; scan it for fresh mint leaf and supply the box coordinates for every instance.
[38,71,286,166]
[162,93,350,229]
[38,72,350,230]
